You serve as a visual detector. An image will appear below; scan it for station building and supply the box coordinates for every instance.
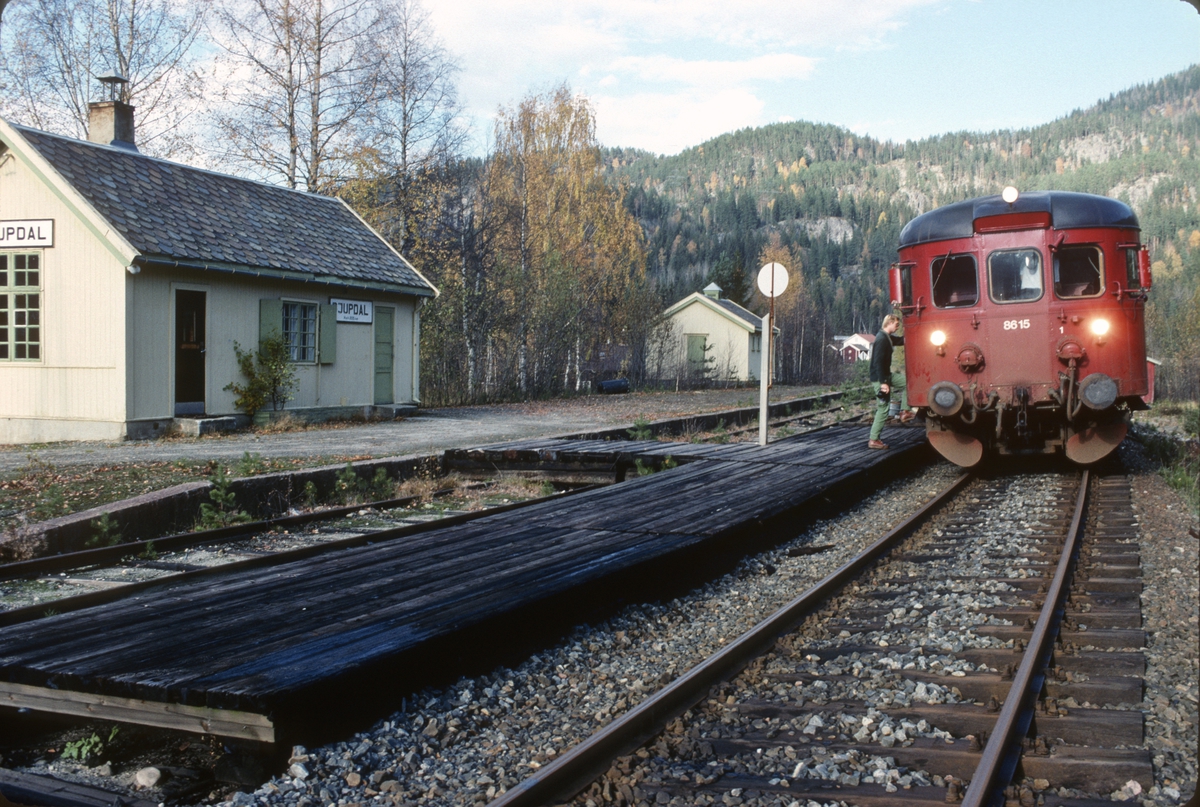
[0,102,437,444]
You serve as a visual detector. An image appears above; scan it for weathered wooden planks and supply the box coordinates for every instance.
[0,424,928,737]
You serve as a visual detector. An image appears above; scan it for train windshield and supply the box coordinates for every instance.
[931,254,978,308]
[1054,245,1104,298]
[988,248,1043,303]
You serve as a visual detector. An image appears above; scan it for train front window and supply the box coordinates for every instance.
[931,254,978,308]
[988,248,1043,303]
[1054,245,1103,298]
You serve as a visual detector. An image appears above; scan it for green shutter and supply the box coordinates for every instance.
[318,303,336,364]
[259,299,283,346]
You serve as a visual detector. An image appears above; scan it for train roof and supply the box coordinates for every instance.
[898,191,1139,248]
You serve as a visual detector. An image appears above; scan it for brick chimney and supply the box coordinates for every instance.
[87,100,137,151]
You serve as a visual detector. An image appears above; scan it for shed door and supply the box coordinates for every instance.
[374,307,394,404]
[175,290,206,415]
[686,333,707,377]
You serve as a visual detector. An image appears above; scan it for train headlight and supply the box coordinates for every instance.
[1090,319,1110,337]
[930,330,947,346]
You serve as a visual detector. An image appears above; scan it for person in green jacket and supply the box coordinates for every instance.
[868,314,912,449]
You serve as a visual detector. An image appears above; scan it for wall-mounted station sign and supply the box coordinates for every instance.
[0,219,54,248]
[331,298,373,323]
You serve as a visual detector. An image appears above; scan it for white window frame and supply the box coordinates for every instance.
[282,299,319,364]
[0,251,43,362]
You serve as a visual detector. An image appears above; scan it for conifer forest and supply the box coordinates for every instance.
[2,0,1198,405]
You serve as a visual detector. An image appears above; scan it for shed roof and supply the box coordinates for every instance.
[663,292,765,332]
[1,121,435,295]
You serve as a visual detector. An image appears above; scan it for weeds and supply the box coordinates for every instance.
[634,456,677,476]
[710,419,729,444]
[627,418,654,441]
[235,452,271,476]
[139,541,158,560]
[86,512,122,548]
[11,454,70,522]
[334,464,395,505]
[1134,425,1199,517]
[60,727,119,763]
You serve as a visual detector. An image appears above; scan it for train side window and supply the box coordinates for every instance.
[1053,245,1103,298]
[931,254,978,308]
[900,264,913,307]
[988,248,1043,303]
[1123,247,1142,289]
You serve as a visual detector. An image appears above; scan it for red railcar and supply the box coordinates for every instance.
[890,189,1153,467]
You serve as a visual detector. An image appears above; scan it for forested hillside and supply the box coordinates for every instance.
[607,66,1200,398]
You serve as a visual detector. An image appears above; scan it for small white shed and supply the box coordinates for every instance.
[660,284,769,383]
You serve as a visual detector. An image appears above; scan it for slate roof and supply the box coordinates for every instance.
[664,292,767,332]
[7,124,434,294]
[711,297,763,330]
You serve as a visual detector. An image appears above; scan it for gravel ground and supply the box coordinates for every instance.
[618,472,1074,804]
[195,463,965,807]
[10,437,1194,807]
[1122,440,1199,804]
[208,449,1194,807]
[0,386,828,473]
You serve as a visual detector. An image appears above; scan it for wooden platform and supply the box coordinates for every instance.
[0,424,927,741]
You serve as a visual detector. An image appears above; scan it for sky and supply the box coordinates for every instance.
[425,0,1200,157]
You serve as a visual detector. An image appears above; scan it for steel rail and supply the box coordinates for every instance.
[0,489,459,584]
[491,471,973,807]
[962,469,1090,806]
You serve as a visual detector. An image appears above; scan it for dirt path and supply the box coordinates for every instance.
[0,386,831,473]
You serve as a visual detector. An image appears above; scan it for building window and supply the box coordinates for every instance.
[283,301,317,363]
[0,253,42,361]
[750,333,762,353]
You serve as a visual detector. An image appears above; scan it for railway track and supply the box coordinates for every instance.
[496,466,1151,806]
[0,404,864,624]
[0,481,580,622]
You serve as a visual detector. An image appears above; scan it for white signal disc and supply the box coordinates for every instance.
[757,262,789,297]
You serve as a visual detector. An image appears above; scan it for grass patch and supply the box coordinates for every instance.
[0,453,375,534]
[1134,425,1199,517]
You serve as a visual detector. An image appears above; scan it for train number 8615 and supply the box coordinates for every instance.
[1003,319,1031,330]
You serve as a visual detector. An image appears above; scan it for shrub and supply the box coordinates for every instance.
[86,512,122,548]
[199,467,252,529]
[224,334,297,416]
[627,418,654,440]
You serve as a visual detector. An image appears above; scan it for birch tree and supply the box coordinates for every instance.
[0,0,204,156]
[209,0,389,191]
[490,85,651,396]
[210,0,458,197]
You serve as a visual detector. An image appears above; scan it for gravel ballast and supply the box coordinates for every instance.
[12,443,1195,806]
[211,463,964,807]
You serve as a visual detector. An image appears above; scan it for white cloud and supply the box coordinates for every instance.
[609,53,817,88]
[593,87,767,155]
[426,0,946,153]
